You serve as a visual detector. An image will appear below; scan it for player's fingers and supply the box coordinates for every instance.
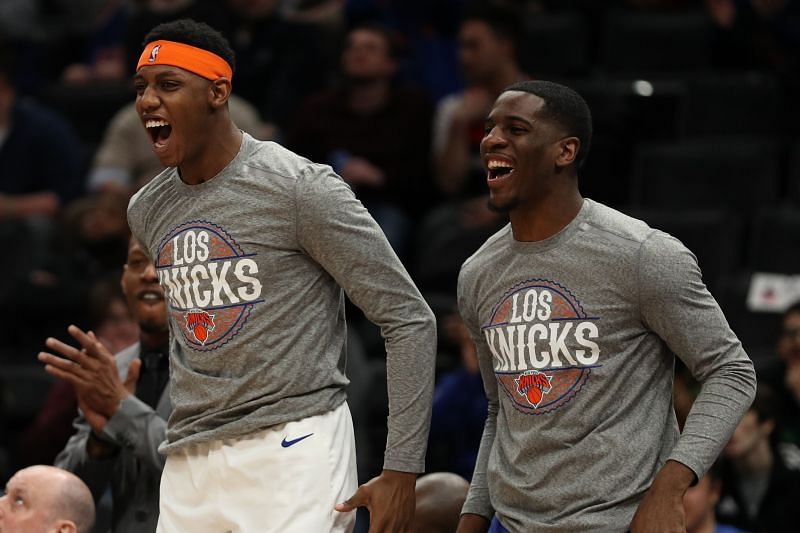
[335,486,370,512]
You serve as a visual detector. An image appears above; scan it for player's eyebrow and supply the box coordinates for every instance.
[506,115,534,127]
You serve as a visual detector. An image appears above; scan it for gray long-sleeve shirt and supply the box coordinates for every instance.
[457,199,756,532]
[127,133,435,472]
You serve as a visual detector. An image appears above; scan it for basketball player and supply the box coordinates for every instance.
[456,81,756,532]
[59,19,435,533]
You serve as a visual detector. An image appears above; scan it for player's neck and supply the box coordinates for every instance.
[509,187,583,242]
[179,121,242,185]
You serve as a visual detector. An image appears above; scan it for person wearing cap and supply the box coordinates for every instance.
[42,18,436,533]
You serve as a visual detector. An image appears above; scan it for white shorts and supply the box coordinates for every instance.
[157,402,358,533]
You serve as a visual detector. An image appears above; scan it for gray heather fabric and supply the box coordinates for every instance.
[127,133,435,472]
[457,199,756,532]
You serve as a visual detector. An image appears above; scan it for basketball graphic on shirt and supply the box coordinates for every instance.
[482,279,601,414]
[155,221,263,351]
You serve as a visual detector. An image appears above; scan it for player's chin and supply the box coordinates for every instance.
[487,193,516,214]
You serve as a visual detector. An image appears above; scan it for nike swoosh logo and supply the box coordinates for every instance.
[281,433,314,448]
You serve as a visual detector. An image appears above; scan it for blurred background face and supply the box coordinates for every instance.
[342,28,396,82]
[95,297,139,354]
[458,20,508,85]
[122,239,167,335]
[683,474,720,533]
[724,410,771,458]
[778,311,800,364]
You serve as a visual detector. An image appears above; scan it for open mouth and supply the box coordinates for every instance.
[139,289,164,302]
[145,119,172,148]
[487,158,515,181]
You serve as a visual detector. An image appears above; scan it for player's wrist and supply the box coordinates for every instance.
[380,469,417,483]
[652,460,696,495]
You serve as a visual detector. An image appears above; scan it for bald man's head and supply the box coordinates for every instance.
[0,465,95,533]
[414,472,470,533]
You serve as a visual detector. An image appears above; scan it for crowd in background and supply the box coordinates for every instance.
[0,0,799,532]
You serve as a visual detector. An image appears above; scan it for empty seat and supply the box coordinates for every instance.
[600,10,713,76]
[747,207,800,273]
[630,138,780,212]
[519,13,590,78]
[679,72,783,138]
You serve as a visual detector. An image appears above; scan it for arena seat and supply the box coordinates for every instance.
[679,72,783,138]
[630,137,780,212]
[600,10,713,76]
[519,12,589,78]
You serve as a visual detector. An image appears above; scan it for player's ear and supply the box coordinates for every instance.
[208,78,232,109]
[554,137,579,169]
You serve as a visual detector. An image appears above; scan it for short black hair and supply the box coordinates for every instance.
[143,19,236,74]
[503,80,593,169]
[462,2,523,55]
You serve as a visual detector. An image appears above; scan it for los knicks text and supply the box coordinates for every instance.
[158,230,263,309]
[485,288,600,371]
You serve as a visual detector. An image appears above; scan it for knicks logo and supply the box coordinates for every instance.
[149,44,161,63]
[515,370,552,408]
[482,279,601,415]
[185,309,215,345]
[155,221,263,351]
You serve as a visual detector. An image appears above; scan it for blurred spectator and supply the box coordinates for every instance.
[88,95,271,195]
[216,0,334,130]
[427,312,486,480]
[758,301,800,453]
[705,0,800,74]
[683,460,747,533]
[0,465,95,533]
[414,472,470,533]
[14,274,137,469]
[52,236,171,533]
[432,2,527,199]
[345,0,467,101]
[88,275,140,354]
[61,1,132,85]
[287,23,434,254]
[411,2,523,295]
[0,42,84,225]
[717,384,800,531]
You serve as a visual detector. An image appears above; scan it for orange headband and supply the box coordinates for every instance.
[136,40,233,81]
